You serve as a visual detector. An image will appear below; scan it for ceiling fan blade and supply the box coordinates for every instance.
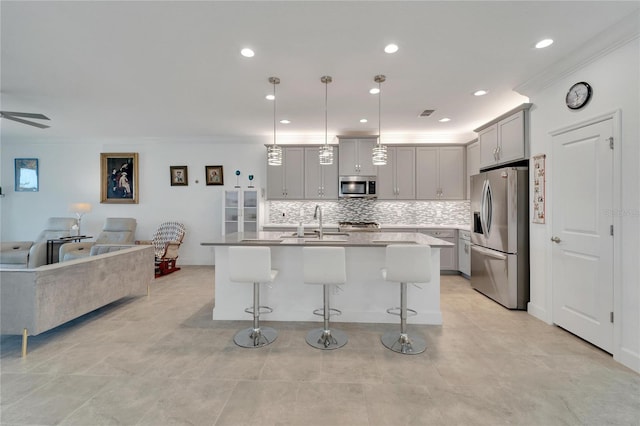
[1,114,50,129]
[0,111,50,120]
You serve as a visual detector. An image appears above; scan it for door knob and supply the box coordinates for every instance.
[550,236,561,243]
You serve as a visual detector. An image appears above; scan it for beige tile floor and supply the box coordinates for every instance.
[1,266,639,425]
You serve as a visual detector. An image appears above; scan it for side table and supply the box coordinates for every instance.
[46,235,93,264]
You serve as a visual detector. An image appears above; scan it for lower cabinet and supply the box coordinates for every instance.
[419,229,457,272]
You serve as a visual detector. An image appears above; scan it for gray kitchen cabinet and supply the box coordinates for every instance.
[476,103,531,170]
[420,228,457,271]
[338,137,378,176]
[304,146,339,199]
[466,140,480,199]
[416,146,464,200]
[377,146,415,199]
[266,147,305,199]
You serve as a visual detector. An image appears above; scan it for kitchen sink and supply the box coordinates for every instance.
[280,231,350,238]
[304,237,349,243]
[371,240,418,245]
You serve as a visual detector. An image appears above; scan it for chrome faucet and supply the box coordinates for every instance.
[313,204,323,240]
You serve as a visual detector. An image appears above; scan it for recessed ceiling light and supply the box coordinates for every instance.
[240,48,255,58]
[439,118,451,123]
[265,94,275,100]
[473,90,488,96]
[360,118,368,123]
[384,44,399,54]
[535,39,554,49]
[369,88,380,95]
[280,119,291,124]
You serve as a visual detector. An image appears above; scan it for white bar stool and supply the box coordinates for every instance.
[381,244,431,354]
[228,246,278,348]
[303,246,348,350]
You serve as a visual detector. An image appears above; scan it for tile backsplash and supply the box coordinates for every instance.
[266,199,470,226]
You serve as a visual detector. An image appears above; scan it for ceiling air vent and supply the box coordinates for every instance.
[419,109,435,117]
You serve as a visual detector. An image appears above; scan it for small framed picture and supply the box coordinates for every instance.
[15,158,39,192]
[205,165,224,186]
[170,166,188,186]
[100,152,139,204]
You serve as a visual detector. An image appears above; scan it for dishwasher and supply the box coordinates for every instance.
[458,230,471,277]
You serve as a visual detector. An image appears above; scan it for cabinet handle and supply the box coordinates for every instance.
[464,243,469,254]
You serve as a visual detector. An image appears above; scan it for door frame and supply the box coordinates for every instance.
[548,110,622,357]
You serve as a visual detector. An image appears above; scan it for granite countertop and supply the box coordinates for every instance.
[201,231,453,248]
[262,223,471,231]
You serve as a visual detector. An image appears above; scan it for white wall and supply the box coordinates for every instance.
[1,137,267,265]
[526,38,639,372]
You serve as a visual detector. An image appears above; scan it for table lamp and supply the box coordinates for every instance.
[70,202,92,236]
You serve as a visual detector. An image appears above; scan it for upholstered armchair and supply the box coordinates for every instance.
[137,221,186,277]
[0,242,34,269]
[0,217,76,268]
[59,218,137,262]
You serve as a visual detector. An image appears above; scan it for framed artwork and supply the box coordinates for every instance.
[100,152,139,204]
[206,165,224,186]
[14,158,39,192]
[170,166,188,186]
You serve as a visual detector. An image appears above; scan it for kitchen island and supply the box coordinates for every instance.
[201,231,452,324]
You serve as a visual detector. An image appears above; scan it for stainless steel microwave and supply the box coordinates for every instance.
[338,176,377,198]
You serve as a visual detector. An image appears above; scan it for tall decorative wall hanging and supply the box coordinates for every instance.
[532,154,546,224]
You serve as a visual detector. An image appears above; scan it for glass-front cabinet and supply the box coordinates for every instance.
[223,190,258,235]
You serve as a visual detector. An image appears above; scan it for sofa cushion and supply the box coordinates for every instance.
[90,244,133,256]
[96,231,134,244]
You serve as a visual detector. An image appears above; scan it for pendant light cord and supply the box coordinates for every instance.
[325,79,329,145]
[378,79,381,146]
[273,81,277,146]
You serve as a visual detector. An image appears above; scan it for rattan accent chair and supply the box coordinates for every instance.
[137,221,186,277]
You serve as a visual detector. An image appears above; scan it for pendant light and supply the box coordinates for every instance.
[372,74,388,166]
[319,75,334,165]
[267,76,283,166]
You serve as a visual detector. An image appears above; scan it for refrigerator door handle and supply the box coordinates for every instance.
[481,179,492,236]
[471,244,507,261]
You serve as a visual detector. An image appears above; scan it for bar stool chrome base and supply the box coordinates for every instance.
[306,328,348,350]
[381,331,426,355]
[234,326,278,348]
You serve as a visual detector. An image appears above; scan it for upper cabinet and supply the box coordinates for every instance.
[466,140,480,199]
[338,137,378,176]
[266,147,305,199]
[475,103,531,170]
[304,147,339,199]
[377,146,415,199]
[416,146,465,200]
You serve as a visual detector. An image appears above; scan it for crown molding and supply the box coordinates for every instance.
[515,10,640,97]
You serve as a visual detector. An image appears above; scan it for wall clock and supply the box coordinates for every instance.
[565,81,592,110]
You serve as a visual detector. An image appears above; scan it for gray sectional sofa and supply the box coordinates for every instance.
[0,245,155,356]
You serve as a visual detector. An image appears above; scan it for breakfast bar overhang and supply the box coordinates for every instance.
[201,231,452,324]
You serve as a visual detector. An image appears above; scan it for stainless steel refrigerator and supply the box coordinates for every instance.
[470,167,529,309]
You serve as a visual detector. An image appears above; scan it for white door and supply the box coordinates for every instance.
[551,118,613,353]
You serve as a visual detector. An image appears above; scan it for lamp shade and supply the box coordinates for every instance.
[70,203,92,214]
